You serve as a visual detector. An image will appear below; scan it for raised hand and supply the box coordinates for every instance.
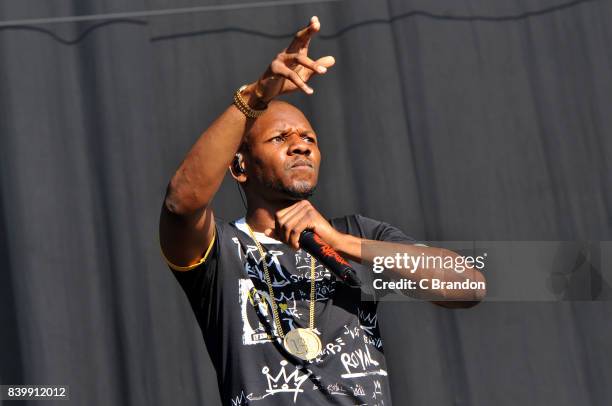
[250,16,336,104]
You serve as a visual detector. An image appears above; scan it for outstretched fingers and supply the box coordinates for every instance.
[270,59,313,94]
[299,55,336,83]
[258,16,334,97]
[281,53,327,74]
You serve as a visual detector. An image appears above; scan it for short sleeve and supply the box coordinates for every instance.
[162,220,224,332]
[160,227,216,271]
[328,214,429,301]
[330,214,422,244]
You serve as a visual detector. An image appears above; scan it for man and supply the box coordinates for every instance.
[160,16,485,405]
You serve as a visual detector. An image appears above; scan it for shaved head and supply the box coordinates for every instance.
[233,100,321,202]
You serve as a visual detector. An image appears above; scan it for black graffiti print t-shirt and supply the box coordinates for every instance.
[170,214,416,405]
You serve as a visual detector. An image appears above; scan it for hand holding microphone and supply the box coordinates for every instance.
[266,200,362,288]
[299,230,362,288]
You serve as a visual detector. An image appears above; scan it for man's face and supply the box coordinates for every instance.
[243,102,321,200]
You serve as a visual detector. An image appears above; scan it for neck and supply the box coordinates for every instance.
[245,194,301,233]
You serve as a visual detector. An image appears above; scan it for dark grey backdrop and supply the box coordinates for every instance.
[1,0,611,405]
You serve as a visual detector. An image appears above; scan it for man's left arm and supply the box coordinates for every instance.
[265,200,486,308]
[333,234,487,308]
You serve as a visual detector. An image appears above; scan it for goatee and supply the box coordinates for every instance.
[266,179,316,199]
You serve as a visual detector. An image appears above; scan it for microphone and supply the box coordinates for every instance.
[299,230,362,288]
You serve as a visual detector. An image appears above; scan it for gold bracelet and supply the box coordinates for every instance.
[233,85,267,118]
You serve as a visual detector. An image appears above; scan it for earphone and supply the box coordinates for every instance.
[231,153,248,210]
[232,153,245,175]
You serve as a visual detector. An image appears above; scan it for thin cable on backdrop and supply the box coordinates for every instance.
[151,0,597,42]
[0,0,342,27]
[0,0,597,45]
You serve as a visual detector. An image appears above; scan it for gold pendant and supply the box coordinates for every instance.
[283,328,322,361]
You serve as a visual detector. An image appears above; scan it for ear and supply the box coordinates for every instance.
[229,153,248,183]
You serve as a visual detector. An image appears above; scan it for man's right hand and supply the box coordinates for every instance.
[245,16,335,108]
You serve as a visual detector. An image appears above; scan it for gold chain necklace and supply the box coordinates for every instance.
[245,223,322,361]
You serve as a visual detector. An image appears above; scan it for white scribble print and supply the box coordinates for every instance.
[326,382,349,396]
[357,307,378,336]
[352,384,366,396]
[261,360,311,403]
[231,233,389,404]
[237,239,292,286]
[238,279,273,345]
[340,345,388,379]
[344,324,361,339]
[372,380,383,399]
[363,334,384,349]
[230,389,252,405]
